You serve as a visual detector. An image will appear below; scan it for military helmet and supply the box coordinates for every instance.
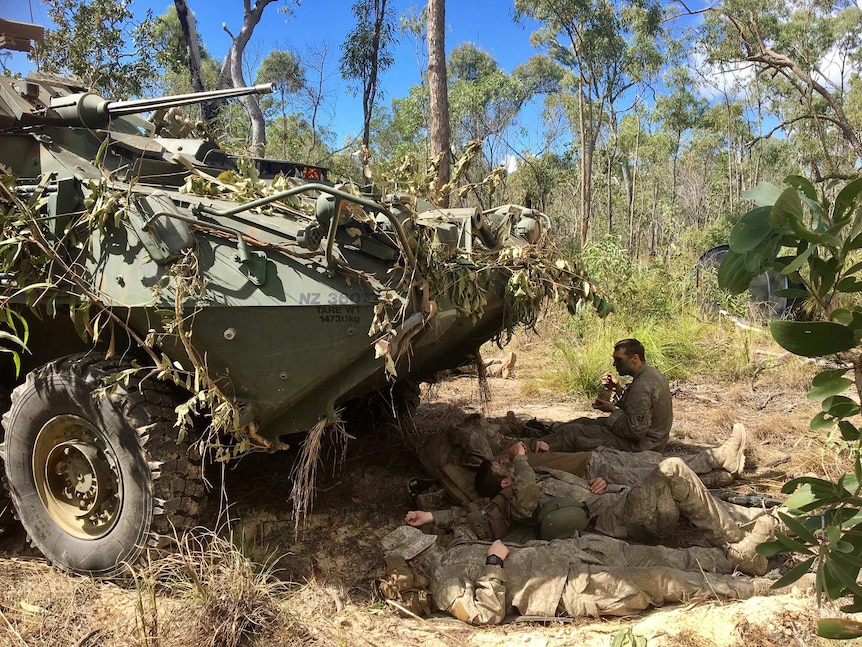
[537,497,589,540]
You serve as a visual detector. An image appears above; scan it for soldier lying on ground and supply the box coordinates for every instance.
[418,416,748,509]
[407,438,775,575]
[379,525,804,626]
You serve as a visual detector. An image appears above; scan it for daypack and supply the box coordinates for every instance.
[375,555,432,617]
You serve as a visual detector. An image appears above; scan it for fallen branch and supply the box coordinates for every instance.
[385,599,470,646]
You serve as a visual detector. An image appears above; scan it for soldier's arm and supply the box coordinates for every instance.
[446,541,508,625]
[424,506,468,530]
[446,567,506,625]
[606,383,652,440]
[509,454,542,519]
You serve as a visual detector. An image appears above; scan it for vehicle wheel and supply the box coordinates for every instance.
[0,354,207,577]
[0,478,12,534]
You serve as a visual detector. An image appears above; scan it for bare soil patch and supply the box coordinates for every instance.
[0,336,858,646]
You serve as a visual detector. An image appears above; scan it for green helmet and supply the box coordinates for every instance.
[537,497,590,540]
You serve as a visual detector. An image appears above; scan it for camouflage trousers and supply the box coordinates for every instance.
[560,563,758,618]
[541,418,640,452]
[624,457,760,543]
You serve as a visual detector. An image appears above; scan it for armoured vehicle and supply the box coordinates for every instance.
[0,20,602,576]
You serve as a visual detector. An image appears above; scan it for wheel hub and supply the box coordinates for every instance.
[33,414,123,540]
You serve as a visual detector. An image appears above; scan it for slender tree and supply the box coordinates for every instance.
[171,0,295,156]
[514,0,663,244]
[256,49,305,158]
[427,0,451,206]
[340,0,398,149]
[702,0,862,172]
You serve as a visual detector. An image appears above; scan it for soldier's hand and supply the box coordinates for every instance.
[507,441,528,458]
[405,510,433,527]
[602,373,622,393]
[589,477,608,495]
[533,440,550,452]
[488,540,509,561]
[593,396,615,412]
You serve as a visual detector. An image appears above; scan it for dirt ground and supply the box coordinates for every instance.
[0,333,860,646]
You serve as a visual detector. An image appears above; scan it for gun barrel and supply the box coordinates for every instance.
[106,83,275,117]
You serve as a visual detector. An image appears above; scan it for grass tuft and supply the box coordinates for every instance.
[133,527,290,647]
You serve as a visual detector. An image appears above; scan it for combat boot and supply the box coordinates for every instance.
[698,469,734,488]
[753,572,816,596]
[687,423,747,476]
[709,423,747,475]
[727,514,777,576]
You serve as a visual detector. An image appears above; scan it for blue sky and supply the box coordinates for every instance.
[1,0,545,146]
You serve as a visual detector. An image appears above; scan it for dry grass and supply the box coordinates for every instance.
[131,528,290,647]
[289,418,350,532]
[0,558,194,646]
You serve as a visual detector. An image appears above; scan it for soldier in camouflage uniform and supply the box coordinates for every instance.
[409,437,773,575]
[417,414,748,508]
[528,338,673,452]
[380,525,786,625]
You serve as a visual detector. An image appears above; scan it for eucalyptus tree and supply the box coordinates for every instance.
[702,0,862,174]
[446,44,529,205]
[514,0,664,244]
[654,68,707,206]
[170,0,296,156]
[34,0,157,98]
[340,0,398,150]
[427,0,451,205]
[256,49,305,159]
[152,6,221,118]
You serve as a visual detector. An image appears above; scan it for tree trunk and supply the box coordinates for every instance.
[577,71,588,244]
[360,0,388,148]
[729,12,862,161]
[219,0,277,156]
[173,0,219,122]
[627,111,640,253]
[427,0,451,207]
[606,144,613,234]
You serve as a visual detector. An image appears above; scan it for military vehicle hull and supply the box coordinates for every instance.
[0,54,602,576]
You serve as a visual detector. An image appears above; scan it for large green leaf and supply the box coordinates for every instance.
[770,320,856,357]
[742,182,782,207]
[771,556,816,590]
[847,232,862,252]
[761,531,815,556]
[785,174,818,202]
[808,369,852,400]
[730,206,774,253]
[822,395,861,419]
[771,187,804,227]
[780,245,815,275]
[811,411,837,430]
[717,250,757,295]
[817,618,862,640]
[839,421,860,441]
[783,483,820,510]
[833,176,862,221]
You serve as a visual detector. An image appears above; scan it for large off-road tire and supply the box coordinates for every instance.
[0,479,12,534]
[0,354,207,577]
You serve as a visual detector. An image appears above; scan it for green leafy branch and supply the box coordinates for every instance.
[719,174,862,639]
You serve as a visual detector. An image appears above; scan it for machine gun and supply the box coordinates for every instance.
[0,77,274,130]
